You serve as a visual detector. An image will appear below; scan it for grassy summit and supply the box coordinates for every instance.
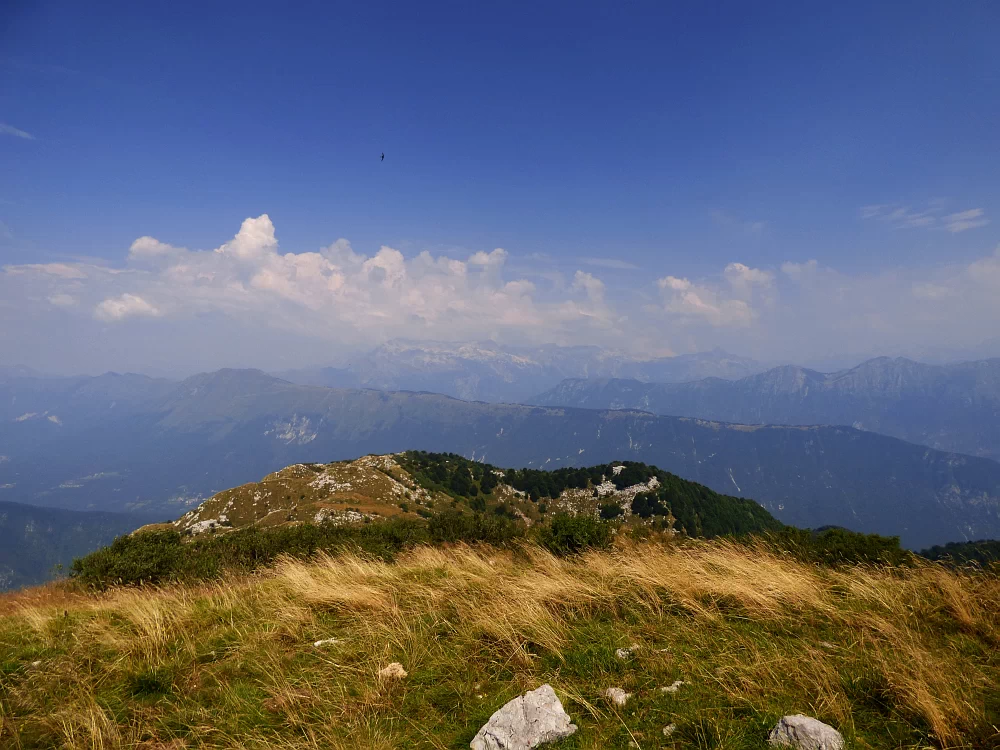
[149,451,783,539]
[68,452,785,589]
[1,539,998,748]
[1,452,996,748]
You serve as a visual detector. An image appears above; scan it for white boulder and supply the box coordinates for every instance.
[470,684,577,750]
[768,715,844,750]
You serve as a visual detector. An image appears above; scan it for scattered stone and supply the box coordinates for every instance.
[660,679,686,693]
[768,715,844,750]
[662,723,677,737]
[313,638,338,648]
[29,660,42,669]
[818,641,837,650]
[615,644,639,659]
[188,518,223,535]
[378,662,408,679]
[470,683,577,749]
[603,687,631,706]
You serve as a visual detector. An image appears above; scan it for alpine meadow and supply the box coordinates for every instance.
[2,3,1000,749]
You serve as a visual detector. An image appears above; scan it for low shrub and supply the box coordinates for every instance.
[535,514,614,555]
[598,502,623,520]
[427,510,522,546]
[759,526,913,566]
[920,539,1000,568]
[71,519,431,589]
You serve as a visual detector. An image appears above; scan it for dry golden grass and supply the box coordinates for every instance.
[1,540,997,749]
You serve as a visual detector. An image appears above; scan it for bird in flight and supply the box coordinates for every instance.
[381,152,384,161]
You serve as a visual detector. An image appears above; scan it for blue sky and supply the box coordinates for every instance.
[1,1,999,373]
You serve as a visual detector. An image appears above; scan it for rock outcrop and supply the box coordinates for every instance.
[470,684,577,750]
[768,714,844,749]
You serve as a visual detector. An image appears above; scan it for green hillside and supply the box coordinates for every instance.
[69,452,786,589]
[397,452,782,538]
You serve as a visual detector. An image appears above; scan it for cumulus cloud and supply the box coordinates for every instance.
[4,215,617,352]
[572,271,605,301]
[214,215,278,260]
[94,294,162,321]
[654,262,773,328]
[129,236,183,259]
[4,213,1000,372]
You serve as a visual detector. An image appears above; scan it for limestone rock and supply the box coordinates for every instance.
[662,723,677,737]
[768,715,844,750]
[378,662,407,679]
[603,687,631,706]
[470,684,577,749]
[660,679,686,693]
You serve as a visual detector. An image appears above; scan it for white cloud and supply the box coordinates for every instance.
[943,208,990,234]
[3,215,616,350]
[213,214,278,260]
[4,213,1000,371]
[129,236,183,259]
[3,262,88,279]
[724,262,774,295]
[48,293,77,307]
[861,202,989,233]
[0,124,34,140]
[654,262,773,328]
[572,270,605,301]
[94,294,161,322]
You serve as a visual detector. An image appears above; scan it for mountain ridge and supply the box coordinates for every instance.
[2,368,1000,548]
[275,340,766,402]
[532,356,1000,459]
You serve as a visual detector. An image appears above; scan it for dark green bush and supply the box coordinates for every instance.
[69,530,200,587]
[919,539,1000,567]
[598,503,623,520]
[536,514,614,555]
[427,510,522,546]
[72,519,431,589]
[760,526,913,567]
[630,491,669,518]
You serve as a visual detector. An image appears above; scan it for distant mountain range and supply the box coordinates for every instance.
[532,357,1000,460]
[276,340,765,402]
[2,367,999,549]
[0,501,149,591]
